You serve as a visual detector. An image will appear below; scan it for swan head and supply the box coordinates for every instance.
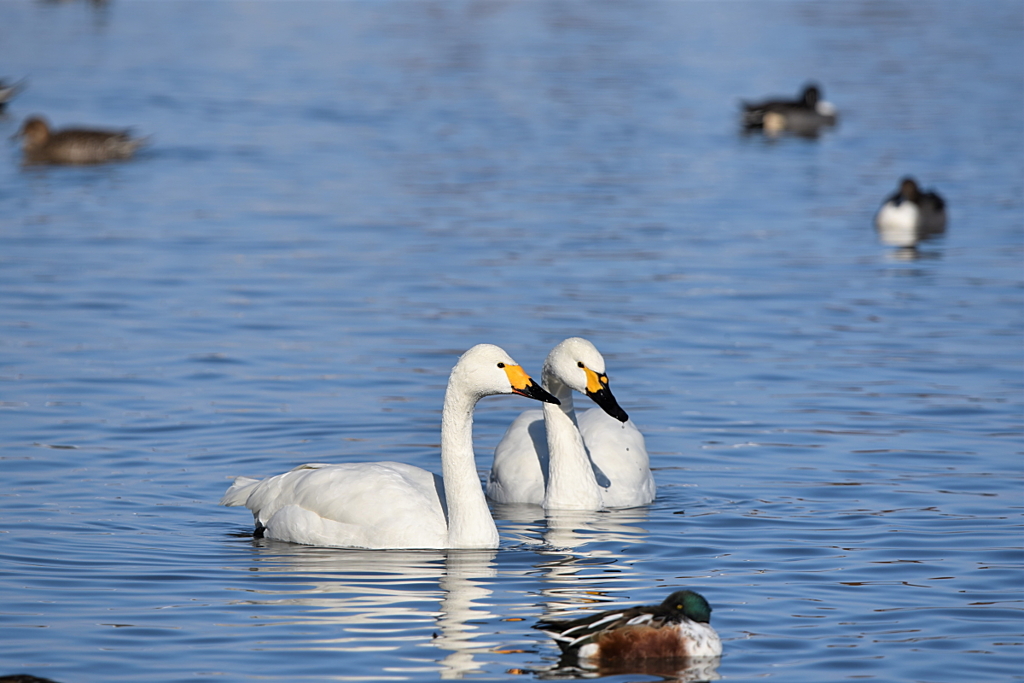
[544,337,629,423]
[452,344,560,404]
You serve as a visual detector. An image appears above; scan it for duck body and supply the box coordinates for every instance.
[221,344,560,550]
[535,590,722,663]
[16,115,146,164]
[741,83,837,136]
[875,177,947,247]
[486,338,654,510]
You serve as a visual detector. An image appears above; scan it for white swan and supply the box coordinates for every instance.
[221,344,560,549]
[486,338,655,509]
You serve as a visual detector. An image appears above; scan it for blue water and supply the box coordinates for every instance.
[1,1,1021,681]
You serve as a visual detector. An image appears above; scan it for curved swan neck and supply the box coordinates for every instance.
[541,369,578,419]
[541,374,602,510]
[440,383,500,548]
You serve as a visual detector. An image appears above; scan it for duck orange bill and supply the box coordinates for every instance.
[503,365,561,405]
[584,368,629,423]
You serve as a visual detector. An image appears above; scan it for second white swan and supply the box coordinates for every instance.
[486,338,655,509]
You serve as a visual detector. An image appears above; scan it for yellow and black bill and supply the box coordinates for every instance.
[503,364,561,405]
[584,367,629,423]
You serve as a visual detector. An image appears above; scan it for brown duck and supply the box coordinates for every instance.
[15,115,147,165]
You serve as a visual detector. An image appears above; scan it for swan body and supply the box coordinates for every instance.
[221,344,559,549]
[875,177,947,247]
[15,115,147,165]
[577,407,653,508]
[487,338,655,510]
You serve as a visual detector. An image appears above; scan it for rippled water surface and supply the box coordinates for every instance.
[1,1,1022,682]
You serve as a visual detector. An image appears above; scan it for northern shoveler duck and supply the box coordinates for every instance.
[875,177,947,248]
[14,115,147,165]
[0,78,26,112]
[534,590,722,664]
[487,337,654,510]
[741,83,838,137]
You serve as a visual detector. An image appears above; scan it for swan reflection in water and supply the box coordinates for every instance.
[230,541,497,679]
[492,503,650,552]
[228,505,718,682]
[435,550,499,679]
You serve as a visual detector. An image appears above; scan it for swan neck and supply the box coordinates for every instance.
[541,397,602,510]
[541,369,578,419]
[440,384,499,548]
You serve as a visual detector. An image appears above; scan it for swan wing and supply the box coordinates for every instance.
[226,462,450,549]
[487,409,548,504]
[578,408,655,507]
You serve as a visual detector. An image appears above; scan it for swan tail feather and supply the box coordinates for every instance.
[221,476,261,507]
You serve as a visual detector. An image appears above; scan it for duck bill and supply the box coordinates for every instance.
[503,364,561,405]
[584,368,629,423]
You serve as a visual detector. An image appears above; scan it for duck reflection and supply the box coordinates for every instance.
[536,656,721,681]
[233,542,497,679]
[884,245,945,262]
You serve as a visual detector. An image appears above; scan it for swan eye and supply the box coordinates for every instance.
[497,363,505,368]
[577,361,585,368]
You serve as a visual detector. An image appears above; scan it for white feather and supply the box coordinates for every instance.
[676,620,723,658]
[625,612,654,626]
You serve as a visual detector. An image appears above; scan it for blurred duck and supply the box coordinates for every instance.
[535,590,722,664]
[222,344,560,550]
[0,78,26,112]
[875,177,947,248]
[741,83,837,136]
[486,337,654,510]
[14,115,147,165]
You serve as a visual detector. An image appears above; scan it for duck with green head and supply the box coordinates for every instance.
[534,590,722,664]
